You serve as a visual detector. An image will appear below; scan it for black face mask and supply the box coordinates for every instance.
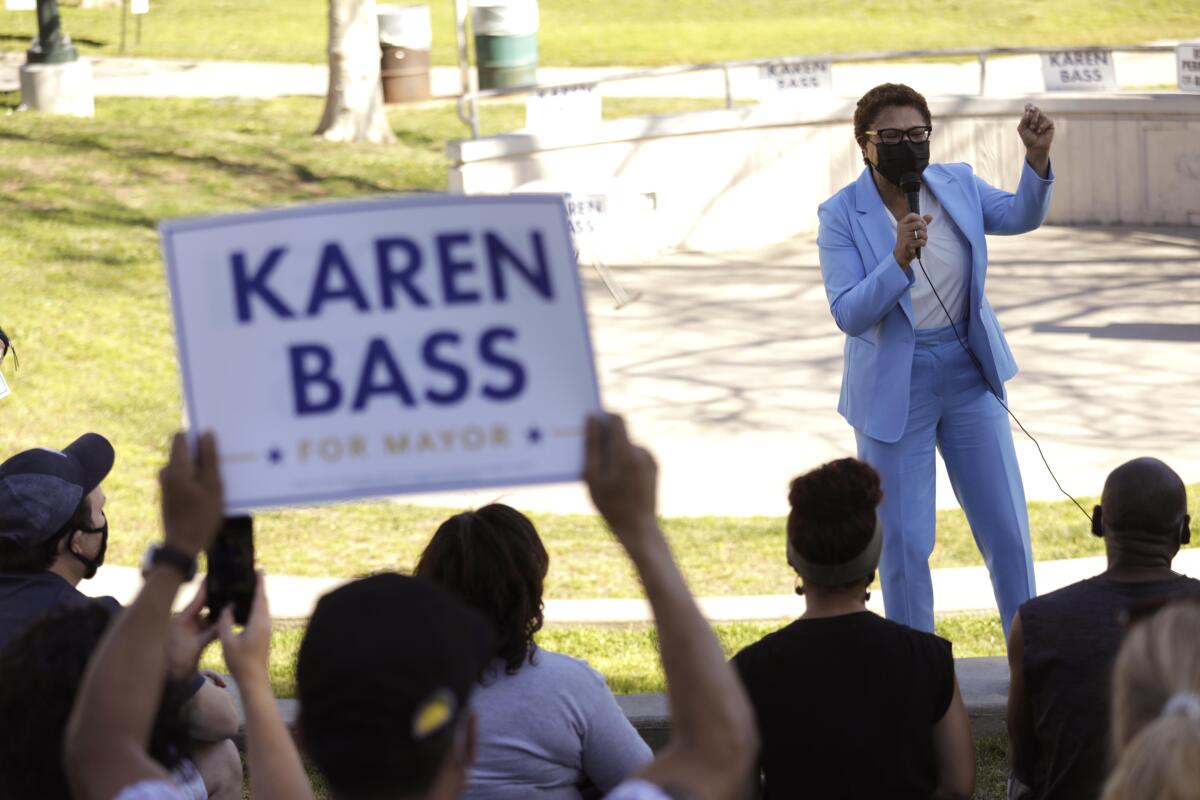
[72,519,108,580]
[870,140,930,188]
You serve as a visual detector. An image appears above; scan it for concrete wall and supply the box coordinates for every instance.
[447,94,1200,260]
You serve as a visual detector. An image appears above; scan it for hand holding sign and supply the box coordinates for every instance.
[161,195,600,510]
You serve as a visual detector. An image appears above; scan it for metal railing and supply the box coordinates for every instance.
[454,43,1179,139]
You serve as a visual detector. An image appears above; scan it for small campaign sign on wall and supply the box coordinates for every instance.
[1178,44,1200,93]
[130,0,150,14]
[757,61,833,97]
[4,0,36,11]
[161,195,602,510]
[525,83,601,131]
[1041,50,1118,91]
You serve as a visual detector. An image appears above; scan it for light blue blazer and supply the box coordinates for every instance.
[817,161,1054,444]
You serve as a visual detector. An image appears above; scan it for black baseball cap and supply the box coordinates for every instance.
[297,573,496,758]
[0,434,115,547]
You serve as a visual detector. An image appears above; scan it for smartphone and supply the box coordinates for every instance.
[206,515,256,625]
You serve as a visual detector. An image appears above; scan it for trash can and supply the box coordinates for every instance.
[378,4,432,103]
[472,0,538,90]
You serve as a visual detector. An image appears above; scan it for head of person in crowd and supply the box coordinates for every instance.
[786,457,884,602]
[1101,600,1200,800]
[0,433,114,582]
[853,82,933,179]
[0,603,191,800]
[297,572,497,800]
[1092,457,1190,570]
[414,503,548,675]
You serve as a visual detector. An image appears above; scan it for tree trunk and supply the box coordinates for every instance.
[315,0,395,144]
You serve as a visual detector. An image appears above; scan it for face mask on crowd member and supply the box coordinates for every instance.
[0,434,115,579]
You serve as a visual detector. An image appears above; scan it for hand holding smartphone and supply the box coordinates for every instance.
[206,515,257,625]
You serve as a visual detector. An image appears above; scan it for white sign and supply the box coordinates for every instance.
[130,0,150,14]
[757,61,832,95]
[3,0,36,11]
[564,194,608,241]
[161,195,602,510]
[525,83,601,131]
[1178,43,1200,93]
[1041,50,1118,91]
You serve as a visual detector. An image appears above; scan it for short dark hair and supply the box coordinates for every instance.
[0,603,190,799]
[415,504,548,675]
[0,496,92,573]
[788,458,882,570]
[854,83,932,151]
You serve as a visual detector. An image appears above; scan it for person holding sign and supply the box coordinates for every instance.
[817,83,1055,636]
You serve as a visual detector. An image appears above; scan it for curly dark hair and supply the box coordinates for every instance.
[853,83,932,159]
[0,603,191,800]
[787,458,883,571]
[414,504,549,675]
[0,496,93,573]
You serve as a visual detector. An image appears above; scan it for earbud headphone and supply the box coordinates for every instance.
[1092,505,1192,546]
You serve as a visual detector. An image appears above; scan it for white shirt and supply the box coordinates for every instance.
[886,184,971,329]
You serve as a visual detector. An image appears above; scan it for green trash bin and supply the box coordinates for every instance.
[472,0,538,90]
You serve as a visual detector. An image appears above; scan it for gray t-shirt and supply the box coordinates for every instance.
[466,650,652,799]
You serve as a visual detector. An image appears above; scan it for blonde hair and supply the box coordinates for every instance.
[1101,602,1200,800]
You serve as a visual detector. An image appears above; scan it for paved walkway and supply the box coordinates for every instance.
[82,549,1200,621]
[0,48,1182,99]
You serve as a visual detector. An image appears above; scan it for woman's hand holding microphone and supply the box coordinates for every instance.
[894,213,933,270]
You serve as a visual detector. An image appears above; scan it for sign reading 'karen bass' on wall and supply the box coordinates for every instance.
[1040,50,1118,91]
[1179,43,1200,93]
[161,195,602,511]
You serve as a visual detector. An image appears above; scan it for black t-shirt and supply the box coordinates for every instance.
[0,571,121,654]
[1019,574,1200,800]
[733,611,955,800]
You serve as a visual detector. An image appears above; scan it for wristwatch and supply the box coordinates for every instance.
[141,543,198,581]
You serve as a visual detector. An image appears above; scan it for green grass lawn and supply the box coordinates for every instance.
[2,94,1198,599]
[202,612,1007,699]
[1,0,1197,66]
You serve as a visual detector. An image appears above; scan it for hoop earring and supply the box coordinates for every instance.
[794,577,805,596]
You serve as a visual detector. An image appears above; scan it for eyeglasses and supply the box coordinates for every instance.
[865,126,933,145]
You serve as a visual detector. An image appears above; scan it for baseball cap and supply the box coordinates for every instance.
[0,434,115,547]
[297,573,496,764]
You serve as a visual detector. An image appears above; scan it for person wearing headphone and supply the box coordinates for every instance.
[817,82,1055,637]
[1007,457,1199,800]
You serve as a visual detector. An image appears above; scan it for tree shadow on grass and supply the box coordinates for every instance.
[0,128,398,198]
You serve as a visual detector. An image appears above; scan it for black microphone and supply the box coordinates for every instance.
[900,172,922,257]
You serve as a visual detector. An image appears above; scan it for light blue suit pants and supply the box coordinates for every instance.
[855,323,1036,636]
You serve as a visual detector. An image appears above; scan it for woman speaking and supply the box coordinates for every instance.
[817,83,1055,635]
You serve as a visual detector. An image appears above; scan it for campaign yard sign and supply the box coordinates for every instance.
[161,195,602,510]
[757,61,833,97]
[1041,50,1118,92]
[525,83,602,131]
[1179,44,1200,93]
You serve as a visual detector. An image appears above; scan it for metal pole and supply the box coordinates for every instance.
[978,52,987,96]
[120,0,128,53]
[722,65,733,109]
[27,0,77,64]
[453,0,479,138]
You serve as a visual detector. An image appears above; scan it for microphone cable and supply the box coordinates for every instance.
[913,251,1093,524]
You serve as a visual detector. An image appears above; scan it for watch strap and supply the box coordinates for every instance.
[149,545,197,581]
